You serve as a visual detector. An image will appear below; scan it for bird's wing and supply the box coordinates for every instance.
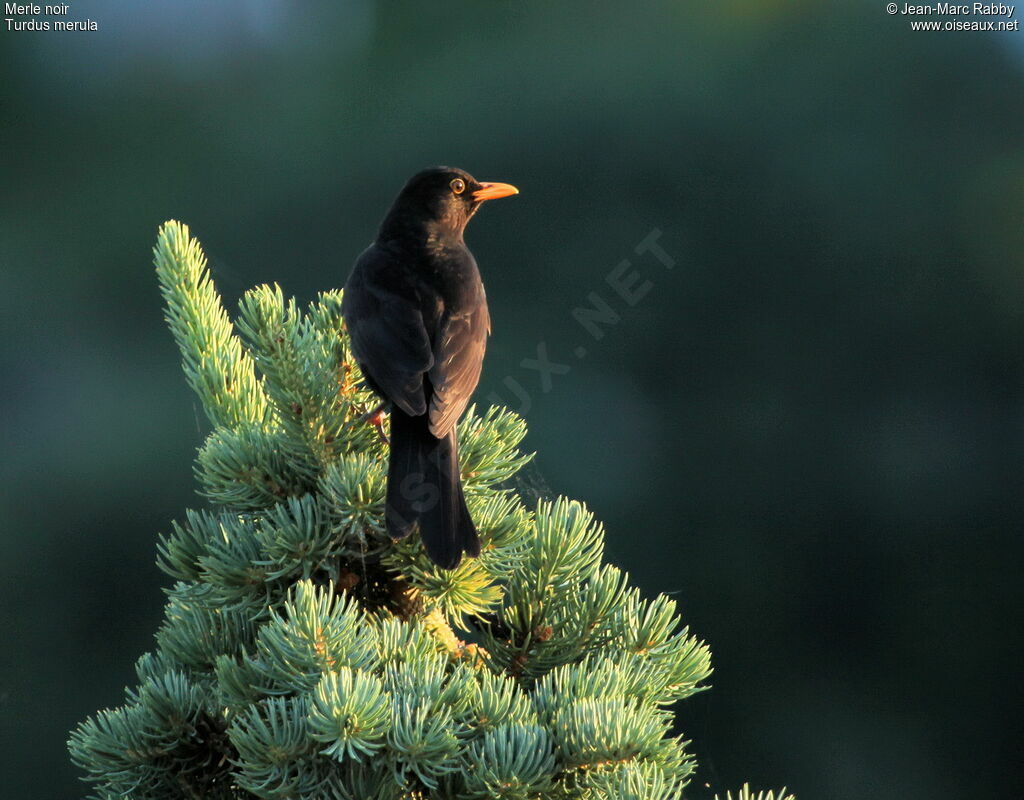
[343,247,433,417]
[428,290,490,438]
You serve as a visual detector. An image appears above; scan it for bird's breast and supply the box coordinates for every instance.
[422,244,484,312]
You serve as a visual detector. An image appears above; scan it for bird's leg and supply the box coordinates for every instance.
[359,401,389,445]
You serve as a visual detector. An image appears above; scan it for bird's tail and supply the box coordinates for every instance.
[386,407,479,569]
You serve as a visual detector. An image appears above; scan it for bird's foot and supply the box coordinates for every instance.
[359,402,389,445]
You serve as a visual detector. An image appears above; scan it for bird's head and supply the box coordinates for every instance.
[380,166,518,241]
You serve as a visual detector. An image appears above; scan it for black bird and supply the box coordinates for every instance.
[342,167,519,569]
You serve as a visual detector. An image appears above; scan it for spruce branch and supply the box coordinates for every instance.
[154,221,269,429]
[714,785,796,800]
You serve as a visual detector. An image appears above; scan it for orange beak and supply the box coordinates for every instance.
[473,181,519,201]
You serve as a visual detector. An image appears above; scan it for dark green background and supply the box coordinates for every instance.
[2,2,1022,798]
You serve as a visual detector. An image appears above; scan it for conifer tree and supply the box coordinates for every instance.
[69,222,784,799]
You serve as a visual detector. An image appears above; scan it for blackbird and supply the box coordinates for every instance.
[342,167,519,569]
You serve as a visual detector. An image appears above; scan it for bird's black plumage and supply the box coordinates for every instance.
[342,167,518,568]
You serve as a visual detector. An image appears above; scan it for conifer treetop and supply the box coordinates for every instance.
[68,220,725,800]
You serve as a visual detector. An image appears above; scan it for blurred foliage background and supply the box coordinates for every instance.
[2,1,1022,798]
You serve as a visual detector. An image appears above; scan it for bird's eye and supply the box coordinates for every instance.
[450,178,466,194]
